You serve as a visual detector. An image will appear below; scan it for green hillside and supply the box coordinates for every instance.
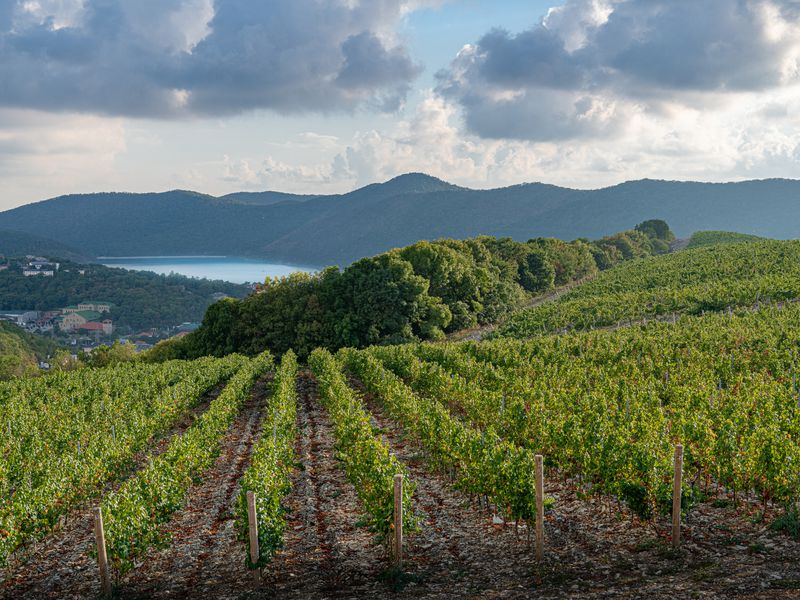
[496,238,799,338]
[0,321,58,380]
[686,230,765,248]
[0,259,249,332]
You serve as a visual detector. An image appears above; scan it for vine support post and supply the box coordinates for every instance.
[93,506,112,598]
[394,474,404,568]
[535,454,544,562]
[247,491,261,584]
[672,444,684,549]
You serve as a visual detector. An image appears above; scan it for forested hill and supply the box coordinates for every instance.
[0,229,90,262]
[0,261,249,332]
[2,175,800,266]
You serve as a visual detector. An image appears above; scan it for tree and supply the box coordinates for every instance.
[518,248,555,293]
[327,253,451,347]
[82,340,137,368]
[529,238,598,285]
[188,298,243,357]
[635,219,675,242]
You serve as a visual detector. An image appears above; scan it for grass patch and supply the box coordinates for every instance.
[378,566,423,592]
[771,507,800,538]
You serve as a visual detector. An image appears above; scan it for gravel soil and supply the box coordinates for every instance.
[0,383,226,600]
[260,371,387,599]
[116,379,270,599]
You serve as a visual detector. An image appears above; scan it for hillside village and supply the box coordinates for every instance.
[0,254,212,356]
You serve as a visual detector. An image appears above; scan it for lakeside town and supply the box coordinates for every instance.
[0,255,205,360]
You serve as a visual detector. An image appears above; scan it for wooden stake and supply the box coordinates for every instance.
[672,444,684,549]
[534,454,544,561]
[394,474,403,567]
[246,491,260,584]
[93,507,112,598]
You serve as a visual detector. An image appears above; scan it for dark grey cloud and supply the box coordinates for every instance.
[437,0,800,141]
[0,0,423,117]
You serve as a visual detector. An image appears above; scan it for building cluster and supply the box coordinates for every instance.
[21,257,60,277]
[58,301,114,334]
[0,300,114,335]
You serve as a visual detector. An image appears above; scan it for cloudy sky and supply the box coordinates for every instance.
[2,0,800,209]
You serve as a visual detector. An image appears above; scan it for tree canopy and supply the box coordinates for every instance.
[156,221,675,360]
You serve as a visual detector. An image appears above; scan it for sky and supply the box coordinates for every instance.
[2,0,800,209]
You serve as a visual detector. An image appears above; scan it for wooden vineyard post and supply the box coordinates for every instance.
[394,474,403,568]
[672,444,684,549]
[93,507,112,598]
[247,491,261,584]
[534,454,544,562]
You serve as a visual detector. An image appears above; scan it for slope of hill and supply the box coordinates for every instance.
[686,230,765,248]
[2,175,800,266]
[0,260,250,332]
[496,238,800,338]
[0,230,90,262]
[0,321,58,379]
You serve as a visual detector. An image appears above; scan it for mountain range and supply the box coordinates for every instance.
[0,173,798,266]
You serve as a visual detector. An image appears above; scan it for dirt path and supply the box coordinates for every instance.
[117,379,270,599]
[448,278,592,342]
[0,384,226,600]
[263,371,387,598]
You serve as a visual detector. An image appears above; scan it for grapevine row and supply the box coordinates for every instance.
[498,239,800,337]
[235,350,298,568]
[399,305,800,518]
[101,351,274,575]
[0,356,244,567]
[307,348,414,540]
[339,348,540,525]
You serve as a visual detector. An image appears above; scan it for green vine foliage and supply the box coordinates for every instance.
[374,299,800,520]
[0,355,245,567]
[339,348,539,525]
[235,350,298,569]
[101,351,274,575]
[308,348,415,542]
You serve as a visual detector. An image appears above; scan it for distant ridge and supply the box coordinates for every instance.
[0,229,90,262]
[0,175,799,265]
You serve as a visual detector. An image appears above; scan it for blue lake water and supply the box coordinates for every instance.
[99,256,317,284]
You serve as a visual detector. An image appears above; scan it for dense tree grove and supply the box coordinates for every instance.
[153,221,673,359]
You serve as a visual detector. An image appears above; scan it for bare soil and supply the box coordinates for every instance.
[116,379,270,599]
[260,371,387,598]
[0,383,226,600]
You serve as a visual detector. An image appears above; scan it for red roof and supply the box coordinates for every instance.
[78,322,106,331]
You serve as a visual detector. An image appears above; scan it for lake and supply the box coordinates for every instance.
[99,256,318,284]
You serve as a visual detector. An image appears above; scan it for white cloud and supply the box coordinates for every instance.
[0,0,427,117]
[216,88,800,192]
[0,109,126,208]
[436,0,800,141]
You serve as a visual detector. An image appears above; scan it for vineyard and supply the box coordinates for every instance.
[3,239,800,597]
[497,239,800,337]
